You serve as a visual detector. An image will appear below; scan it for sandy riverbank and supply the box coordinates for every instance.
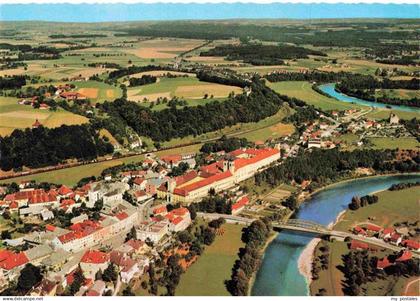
[297,237,321,287]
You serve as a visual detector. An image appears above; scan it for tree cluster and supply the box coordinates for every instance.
[129,75,157,87]
[200,135,250,154]
[0,124,113,170]
[348,194,378,211]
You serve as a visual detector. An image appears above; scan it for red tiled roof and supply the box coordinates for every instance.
[171,216,183,225]
[58,220,101,244]
[350,240,369,250]
[161,154,182,164]
[9,201,18,209]
[390,233,401,242]
[354,226,367,235]
[396,250,413,262]
[86,290,100,296]
[134,190,147,197]
[115,212,129,221]
[233,148,279,171]
[60,199,75,207]
[171,207,189,216]
[58,185,73,196]
[382,227,394,235]
[232,196,249,211]
[133,178,145,185]
[45,224,56,232]
[402,239,420,250]
[366,224,382,232]
[126,239,144,250]
[228,149,245,157]
[377,257,392,269]
[81,250,109,264]
[174,170,233,196]
[200,161,224,175]
[153,206,167,215]
[175,170,198,186]
[0,250,29,270]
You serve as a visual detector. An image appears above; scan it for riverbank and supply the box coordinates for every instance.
[251,172,420,296]
[308,181,420,296]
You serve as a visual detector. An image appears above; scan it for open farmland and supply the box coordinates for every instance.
[0,96,88,137]
[127,76,242,102]
[123,38,205,59]
[267,81,364,111]
[72,80,122,103]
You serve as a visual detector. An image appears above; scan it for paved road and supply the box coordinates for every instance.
[197,212,255,225]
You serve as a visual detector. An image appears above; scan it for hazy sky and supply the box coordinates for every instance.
[0,3,419,22]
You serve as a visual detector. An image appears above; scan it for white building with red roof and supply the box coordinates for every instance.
[159,147,280,203]
[0,250,29,280]
[164,207,191,232]
[231,195,249,215]
[80,250,110,279]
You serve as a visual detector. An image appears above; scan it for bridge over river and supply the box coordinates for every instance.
[199,213,419,256]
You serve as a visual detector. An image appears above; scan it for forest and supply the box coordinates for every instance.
[128,75,157,87]
[264,70,352,83]
[0,75,27,90]
[254,148,419,187]
[336,77,420,107]
[200,136,250,154]
[100,76,286,141]
[0,125,114,171]
[200,44,326,65]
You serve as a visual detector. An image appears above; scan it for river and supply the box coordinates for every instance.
[318,83,420,113]
[251,174,420,296]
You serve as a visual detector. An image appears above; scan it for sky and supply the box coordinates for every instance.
[0,3,419,22]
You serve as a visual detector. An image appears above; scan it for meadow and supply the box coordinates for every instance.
[127,76,242,102]
[0,96,88,136]
[267,81,363,111]
[71,80,122,103]
[176,223,245,296]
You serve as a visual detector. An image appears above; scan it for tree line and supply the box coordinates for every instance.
[226,218,272,296]
[129,75,157,87]
[0,75,27,89]
[200,135,250,154]
[200,44,326,66]
[99,75,286,142]
[255,148,419,187]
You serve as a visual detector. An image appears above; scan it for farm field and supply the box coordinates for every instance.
[374,89,420,100]
[127,76,242,102]
[267,81,364,111]
[71,80,122,103]
[176,223,245,296]
[311,186,420,296]
[0,96,88,136]
[368,137,419,150]
[123,38,205,59]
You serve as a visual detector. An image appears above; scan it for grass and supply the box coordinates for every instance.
[176,223,245,296]
[0,96,88,136]
[71,80,122,103]
[365,109,420,121]
[127,76,242,102]
[368,137,419,150]
[0,144,201,187]
[267,81,364,111]
[311,186,420,296]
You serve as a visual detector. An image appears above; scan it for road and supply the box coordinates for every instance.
[197,212,255,225]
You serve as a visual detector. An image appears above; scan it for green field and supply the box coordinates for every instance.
[127,76,242,103]
[0,96,88,136]
[365,109,420,121]
[368,137,419,150]
[267,81,363,111]
[311,186,420,296]
[176,223,245,296]
[71,80,122,103]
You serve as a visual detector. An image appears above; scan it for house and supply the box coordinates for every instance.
[401,239,420,251]
[366,224,382,233]
[80,250,110,279]
[133,190,149,203]
[381,227,394,239]
[153,205,167,216]
[165,207,191,232]
[376,257,392,270]
[41,209,54,221]
[59,91,86,101]
[0,250,29,280]
[29,279,57,296]
[58,185,73,198]
[389,232,402,246]
[110,251,140,284]
[353,226,367,236]
[135,220,169,243]
[395,250,412,262]
[133,178,146,190]
[231,195,249,215]
[349,240,369,250]
[24,245,53,265]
